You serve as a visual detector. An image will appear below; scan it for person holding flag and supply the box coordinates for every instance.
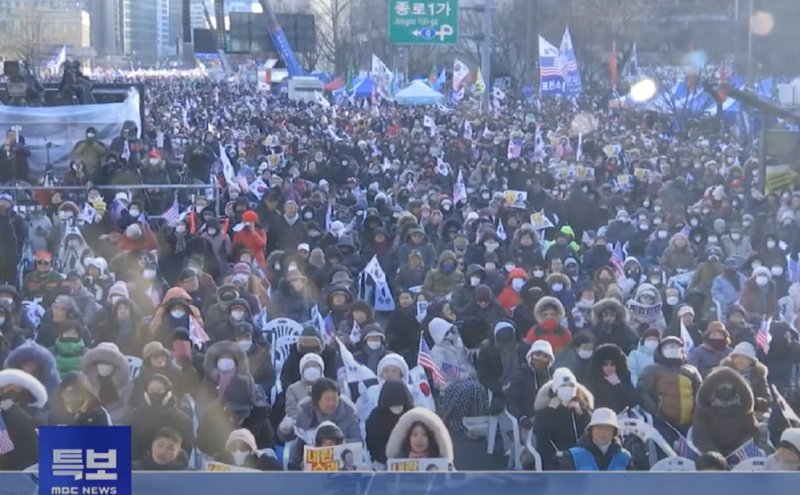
[426,318,487,436]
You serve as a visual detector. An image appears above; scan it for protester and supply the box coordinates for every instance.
[558,407,633,471]
[385,407,453,468]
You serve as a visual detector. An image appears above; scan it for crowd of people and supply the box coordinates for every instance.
[0,76,798,473]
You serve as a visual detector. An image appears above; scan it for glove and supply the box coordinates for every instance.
[519,416,533,431]
[0,399,14,411]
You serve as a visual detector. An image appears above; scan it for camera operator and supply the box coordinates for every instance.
[0,129,30,183]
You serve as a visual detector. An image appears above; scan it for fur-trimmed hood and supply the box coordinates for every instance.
[534,296,565,322]
[0,369,48,408]
[696,367,754,415]
[4,342,61,394]
[533,380,594,412]
[546,272,571,291]
[592,297,628,323]
[632,283,663,304]
[719,357,768,380]
[588,344,631,380]
[385,407,454,462]
[81,343,130,389]
[203,340,251,379]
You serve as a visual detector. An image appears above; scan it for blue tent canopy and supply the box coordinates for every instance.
[395,80,445,106]
[351,76,374,97]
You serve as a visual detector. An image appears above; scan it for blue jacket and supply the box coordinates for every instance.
[564,442,631,471]
[711,274,742,314]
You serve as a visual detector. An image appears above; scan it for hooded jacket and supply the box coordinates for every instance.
[690,367,762,456]
[625,283,667,333]
[592,298,639,354]
[533,379,594,470]
[637,338,702,426]
[719,356,771,414]
[626,329,660,386]
[586,344,638,413]
[525,297,572,354]
[476,322,529,401]
[80,343,132,423]
[151,287,206,347]
[384,407,454,463]
[284,395,361,469]
[4,342,61,398]
[497,268,528,313]
[421,250,464,300]
[739,268,778,318]
[365,380,414,466]
[49,371,111,427]
[661,234,697,276]
[553,332,596,384]
[0,369,48,470]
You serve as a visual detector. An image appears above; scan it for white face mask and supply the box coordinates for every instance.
[551,283,564,292]
[366,340,382,351]
[533,270,545,278]
[657,231,667,239]
[0,297,12,306]
[731,233,741,241]
[231,450,249,466]
[0,316,5,326]
[175,225,186,234]
[143,269,156,280]
[708,236,718,243]
[129,209,140,218]
[767,241,776,249]
[643,340,659,353]
[97,364,114,377]
[231,310,246,321]
[557,386,577,403]
[238,340,252,352]
[217,358,236,371]
[666,296,679,306]
[662,346,681,359]
[511,279,525,292]
[577,349,593,360]
[302,366,321,382]
[389,405,405,415]
[207,229,217,236]
[170,308,187,319]
[484,242,499,252]
[470,276,481,287]
[504,264,515,273]
[756,276,769,286]
[771,266,784,276]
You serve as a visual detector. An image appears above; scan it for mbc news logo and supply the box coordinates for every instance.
[39,427,131,495]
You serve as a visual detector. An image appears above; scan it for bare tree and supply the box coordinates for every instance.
[8,5,44,68]
[312,0,354,73]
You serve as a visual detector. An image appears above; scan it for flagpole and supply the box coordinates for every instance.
[480,0,492,113]
[746,0,755,89]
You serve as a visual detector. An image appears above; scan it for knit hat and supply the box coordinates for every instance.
[552,367,577,388]
[53,295,79,316]
[314,421,344,445]
[779,428,800,457]
[298,325,323,350]
[226,428,257,452]
[640,327,661,342]
[362,323,384,341]
[297,243,310,253]
[704,321,729,339]
[729,342,757,362]
[309,248,325,269]
[125,223,142,239]
[377,353,407,379]
[107,281,129,301]
[299,353,324,372]
[493,320,515,338]
[232,263,251,276]
[242,211,259,223]
[677,305,694,317]
[428,318,453,345]
[526,339,554,362]
[142,341,168,361]
[752,266,772,279]
[34,251,52,261]
[475,284,493,303]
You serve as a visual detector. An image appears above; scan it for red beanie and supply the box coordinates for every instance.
[242,211,259,223]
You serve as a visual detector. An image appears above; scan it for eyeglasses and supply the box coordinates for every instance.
[36,260,50,266]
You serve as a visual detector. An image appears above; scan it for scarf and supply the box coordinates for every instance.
[98,375,119,405]
[285,214,299,226]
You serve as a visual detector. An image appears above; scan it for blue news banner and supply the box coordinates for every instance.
[24,426,797,495]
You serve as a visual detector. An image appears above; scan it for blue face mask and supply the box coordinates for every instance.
[441,262,456,273]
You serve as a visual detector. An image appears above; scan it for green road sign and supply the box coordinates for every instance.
[388,0,458,45]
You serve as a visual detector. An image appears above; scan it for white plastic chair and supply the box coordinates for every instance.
[486,390,500,455]
[126,355,142,382]
[732,456,767,471]
[524,429,543,471]
[504,408,524,470]
[263,318,303,371]
[650,456,697,472]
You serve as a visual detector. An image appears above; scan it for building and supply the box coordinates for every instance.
[121,0,159,62]
[88,0,122,59]
[157,0,175,59]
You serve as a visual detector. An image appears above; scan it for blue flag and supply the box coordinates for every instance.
[559,27,582,97]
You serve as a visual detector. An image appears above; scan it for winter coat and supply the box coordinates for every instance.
[533,381,594,470]
[4,343,61,398]
[395,235,438,272]
[586,345,638,413]
[233,227,268,269]
[476,336,529,403]
[627,344,655,387]
[93,298,146,356]
[284,379,312,419]
[216,450,280,471]
[506,365,552,423]
[661,235,697,276]
[132,449,189,471]
[268,279,315,324]
[637,343,702,426]
[384,306,420,360]
[128,400,194,460]
[430,338,476,390]
[591,298,639,354]
[687,342,731,378]
[739,276,778,319]
[497,268,528,312]
[365,381,414,465]
[0,370,48,470]
[712,274,743,314]
[525,297,572,354]
[80,343,133,423]
[558,435,632,471]
[196,383,275,456]
[719,357,772,413]
[51,338,86,378]
[690,367,762,457]
[421,250,464,300]
[283,395,361,469]
[270,216,308,252]
[280,346,339,389]
[384,407,453,463]
[458,300,507,348]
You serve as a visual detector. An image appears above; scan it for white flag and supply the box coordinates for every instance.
[453,59,470,90]
[371,54,394,101]
[361,255,395,311]
[497,219,507,241]
[218,143,235,184]
[463,121,473,141]
[453,169,467,205]
[423,115,435,128]
[336,336,377,401]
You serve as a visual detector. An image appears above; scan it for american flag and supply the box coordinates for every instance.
[756,318,772,354]
[418,334,445,387]
[610,242,625,276]
[726,439,765,466]
[673,434,699,461]
[161,197,181,226]
[441,362,463,381]
[0,415,15,454]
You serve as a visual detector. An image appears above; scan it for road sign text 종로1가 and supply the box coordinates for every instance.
[388,1,458,45]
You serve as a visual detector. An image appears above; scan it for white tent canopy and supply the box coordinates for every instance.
[395,80,445,106]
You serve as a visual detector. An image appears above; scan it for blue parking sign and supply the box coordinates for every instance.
[39,426,131,495]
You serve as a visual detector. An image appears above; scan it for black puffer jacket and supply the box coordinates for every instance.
[585,344,638,413]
